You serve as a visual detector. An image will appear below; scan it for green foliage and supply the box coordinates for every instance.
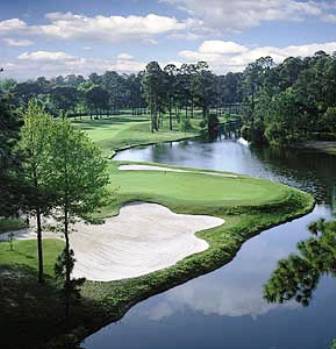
[45,117,109,316]
[0,95,24,216]
[322,107,336,134]
[18,99,56,211]
[242,52,336,145]
[47,118,110,217]
[54,247,86,305]
[179,117,192,132]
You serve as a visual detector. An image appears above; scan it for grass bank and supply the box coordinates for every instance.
[0,159,314,348]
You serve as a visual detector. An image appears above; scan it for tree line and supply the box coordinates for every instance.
[240,51,336,145]
[0,61,243,130]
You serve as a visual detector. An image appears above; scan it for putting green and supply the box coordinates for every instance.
[109,162,291,210]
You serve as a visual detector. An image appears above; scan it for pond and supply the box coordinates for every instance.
[83,137,336,349]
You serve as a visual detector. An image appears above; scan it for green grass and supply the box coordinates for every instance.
[0,239,64,276]
[0,115,315,348]
[73,115,199,157]
[91,161,296,220]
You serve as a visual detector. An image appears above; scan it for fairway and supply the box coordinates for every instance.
[73,116,197,156]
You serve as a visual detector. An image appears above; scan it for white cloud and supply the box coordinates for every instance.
[0,12,193,43]
[18,50,75,62]
[163,0,330,33]
[0,18,27,33]
[3,50,146,80]
[117,53,134,60]
[3,38,33,47]
[179,40,336,73]
[199,41,248,55]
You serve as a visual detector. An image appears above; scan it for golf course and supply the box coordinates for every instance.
[0,115,314,348]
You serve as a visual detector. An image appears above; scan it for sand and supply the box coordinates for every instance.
[1,202,224,282]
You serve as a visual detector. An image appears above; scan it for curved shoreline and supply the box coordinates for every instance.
[52,188,315,348]
[109,133,201,159]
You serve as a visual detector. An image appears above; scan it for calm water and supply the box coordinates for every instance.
[83,138,336,349]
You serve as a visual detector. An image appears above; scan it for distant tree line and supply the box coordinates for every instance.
[0,61,243,128]
[1,50,335,141]
[240,51,336,145]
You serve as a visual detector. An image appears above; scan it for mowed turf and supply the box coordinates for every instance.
[0,239,64,276]
[107,162,291,211]
[73,115,197,156]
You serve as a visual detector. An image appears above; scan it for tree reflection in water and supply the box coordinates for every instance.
[264,218,336,306]
[265,218,336,348]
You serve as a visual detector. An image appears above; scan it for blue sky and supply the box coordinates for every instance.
[1,0,336,79]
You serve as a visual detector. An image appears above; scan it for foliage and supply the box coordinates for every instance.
[46,117,109,317]
[179,117,192,132]
[241,52,336,145]
[54,247,86,307]
[18,99,57,283]
[0,94,24,217]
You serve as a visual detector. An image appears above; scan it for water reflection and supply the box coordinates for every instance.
[84,139,336,349]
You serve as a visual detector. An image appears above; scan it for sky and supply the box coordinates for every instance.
[0,0,336,80]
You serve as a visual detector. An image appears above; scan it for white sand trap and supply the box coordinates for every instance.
[71,203,223,281]
[2,203,224,282]
[119,164,237,178]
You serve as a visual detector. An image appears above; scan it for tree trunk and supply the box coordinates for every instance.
[64,206,71,320]
[169,97,173,131]
[36,208,44,284]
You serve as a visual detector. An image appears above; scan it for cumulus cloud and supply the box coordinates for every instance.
[3,38,33,47]
[163,0,331,33]
[0,18,27,33]
[179,40,336,73]
[18,50,75,62]
[3,50,146,80]
[0,12,193,43]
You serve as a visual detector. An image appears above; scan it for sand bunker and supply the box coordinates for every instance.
[2,203,224,281]
[119,164,237,178]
